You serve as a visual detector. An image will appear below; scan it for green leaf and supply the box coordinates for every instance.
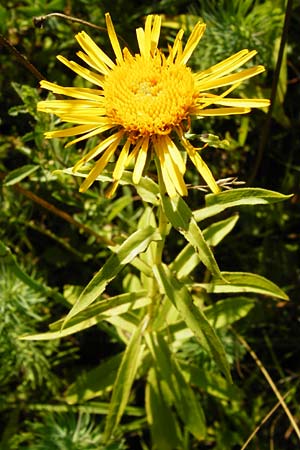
[170,243,200,280]
[64,226,161,324]
[204,297,256,328]
[145,369,182,450]
[61,168,159,204]
[198,271,289,300]
[203,214,239,247]
[147,333,206,440]
[194,188,292,222]
[170,215,238,280]
[66,354,123,404]
[161,195,221,278]
[107,195,133,222]
[180,362,241,401]
[21,291,150,340]
[104,319,146,442]
[153,263,231,382]
[3,165,39,186]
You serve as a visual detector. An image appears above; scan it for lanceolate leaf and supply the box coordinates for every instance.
[3,164,39,186]
[194,188,292,222]
[203,214,239,247]
[145,368,182,450]
[63,226,161,324]
[20,291,149,340]
[153,263,231,382]
[198,271,289,300]
[66,353,123,404]
[104,318,146,442]
[147,333,206,440]
[161,195,222,278]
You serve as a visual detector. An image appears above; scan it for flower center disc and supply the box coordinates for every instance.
[104,53,196,137]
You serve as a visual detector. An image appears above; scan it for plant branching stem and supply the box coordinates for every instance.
[33,12,129,47]
[0,34,44,82]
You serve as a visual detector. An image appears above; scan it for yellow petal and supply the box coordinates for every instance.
[167,28,184,63]
[150,15,162,53]
[164,136,186,174]
[105,13,123,62]
[177,22,206,65]
[112,139,131,180]
[65,123,113,148]
[79,138,121,192]
[44,124,97,139]
[207,97,270,108]
[73,131,123,172]
[164,148,188,196]
[126,138,144,167]
[39,80,103,100]
[57,56,104,88]
[136,27,146,58]
[179,132,220,194]
[196,107,251,116]
[195,49,257,82]
[197,66,265,91]
[132,136,149,184]
[77,50,110,76]
[76,30,115,71]
[153,138,177,197]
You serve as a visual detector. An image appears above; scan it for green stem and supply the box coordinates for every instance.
[145,157,172,330]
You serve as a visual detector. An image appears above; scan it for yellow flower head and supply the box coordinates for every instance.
[38,13,270,197]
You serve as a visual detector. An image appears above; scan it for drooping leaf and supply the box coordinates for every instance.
[145,368,182,450]
[204,296,256,328]
[63,226,161,324]
[203,213,239,246]
[198,271,289,300]
[21,291,150,340]
[161,195,221,278]
[153,263,231,382]
[180,362,241,401]
[194,188,292,222]
[3,164,39,186]
[147,333,206,440]
[66,353,123,404]
[104,318,146,442]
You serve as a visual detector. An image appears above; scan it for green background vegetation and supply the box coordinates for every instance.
[0,0,299,448]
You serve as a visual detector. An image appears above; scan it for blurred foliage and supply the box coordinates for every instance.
[0,0,300,449]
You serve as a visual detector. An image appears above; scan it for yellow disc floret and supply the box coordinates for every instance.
[103,52,197,137]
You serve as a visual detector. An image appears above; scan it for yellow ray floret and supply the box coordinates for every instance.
[38,12,270,197]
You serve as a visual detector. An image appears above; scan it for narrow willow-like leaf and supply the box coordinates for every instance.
[194,188,292,222]
[164,297,255,344]
[180,361,241,401]
[27,401,144,416]
[170,243,199,280]
[63,226,161,324]
[170,215,239,279]
[198,271,289,300]
[204,296,256,328]
[62,168,160,204]
[3,164,39,186]
[161,195,221,278]
[21,292,149,340]
[145,368,182,450]
[153,263,231,382]
[147,333,206,440]
[203,214,239,246]
[104,318,146,442]
[66,354,123,404]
